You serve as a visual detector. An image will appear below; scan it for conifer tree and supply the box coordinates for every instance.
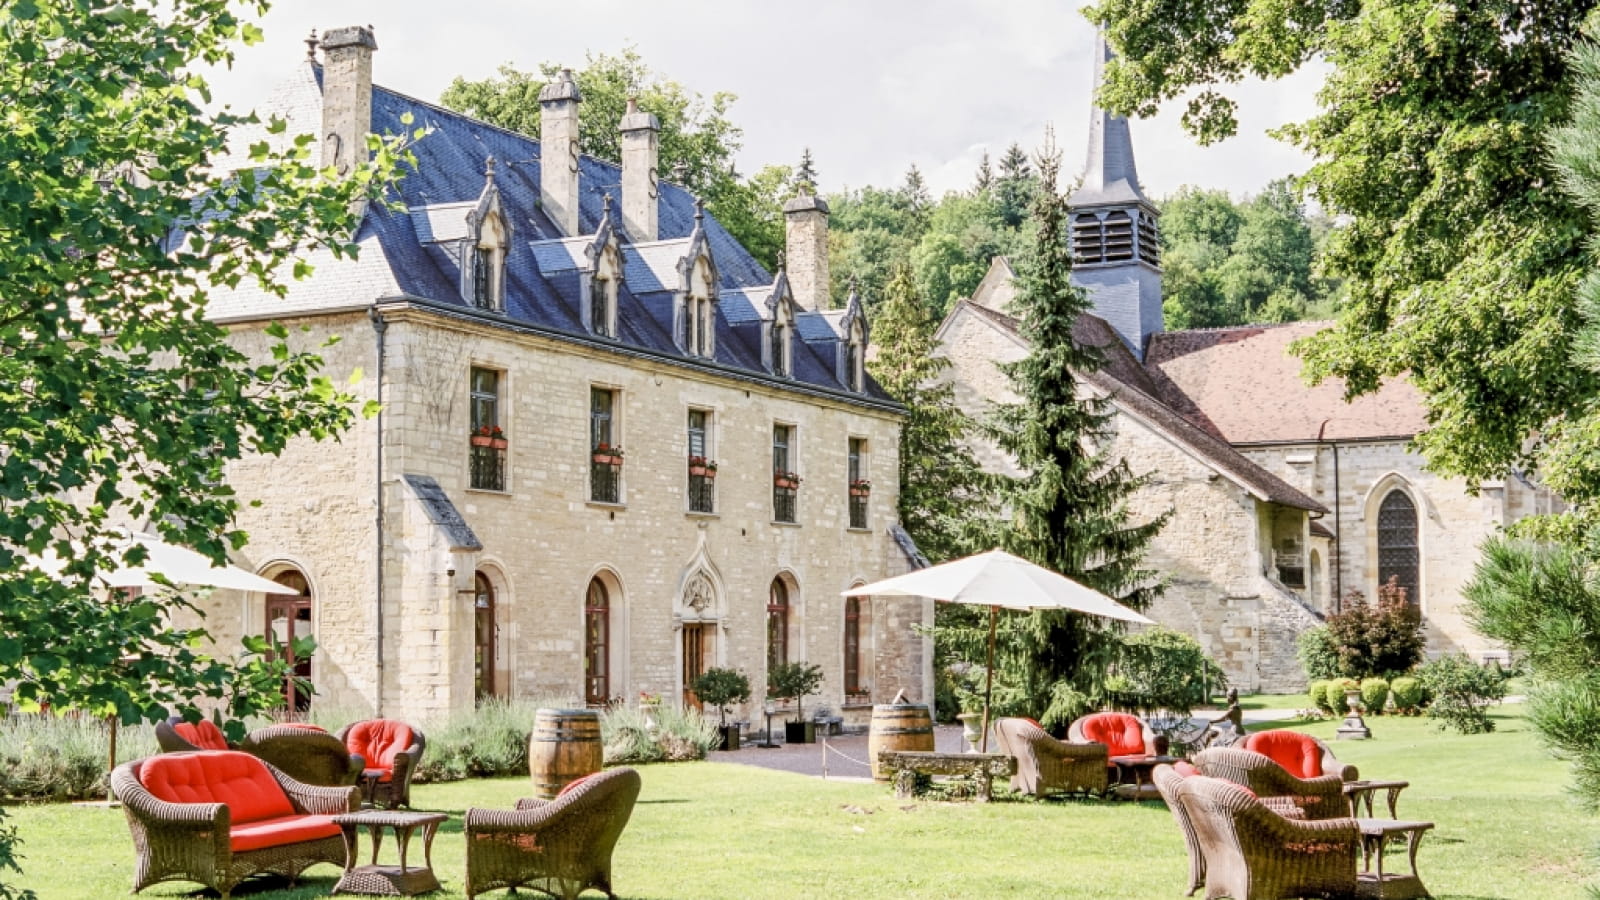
[867,265,990,562]
[974,150,994,193]
[988,136,1168,724]
[902,164,932,232]
[996,142,1036,228]
[794,147,819,195]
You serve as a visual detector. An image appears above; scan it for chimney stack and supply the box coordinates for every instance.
[619,98,660,242]
[319,26,378,176]
[539,69,582,236]
[783,191,831,310]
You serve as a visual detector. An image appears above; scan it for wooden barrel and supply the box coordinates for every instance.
[868,704,934,780]
[528,708,603,799]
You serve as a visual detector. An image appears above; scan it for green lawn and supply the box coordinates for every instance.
[5,705,1594,899]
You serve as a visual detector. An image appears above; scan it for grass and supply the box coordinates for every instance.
[4,704,1594,899]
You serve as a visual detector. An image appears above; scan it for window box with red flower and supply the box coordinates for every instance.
[592,442,624,467]
[471,424,507,449]
[773,471,802,491]
[849,478,872,497]
[688,456,718,478]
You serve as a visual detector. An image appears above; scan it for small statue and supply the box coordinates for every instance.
[1206,688,1244,747]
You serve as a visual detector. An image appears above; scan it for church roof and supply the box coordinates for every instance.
[959,302,1326,512]
[1145,323,1429,444]
[1067,33,1150,209]
[205,61,893,409]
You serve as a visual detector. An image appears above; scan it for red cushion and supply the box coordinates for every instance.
[346,720,413,774]
[1173,760,1199,778]
[229,814,340,852]
[1079,713,1149,757]
[1021,717,1042,730]
[1244,731,1324,780]
[140,751,294,825]
[557,773,593,798]
[174,720,230,751]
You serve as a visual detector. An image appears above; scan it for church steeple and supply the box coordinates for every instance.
[1068,29,1163,360]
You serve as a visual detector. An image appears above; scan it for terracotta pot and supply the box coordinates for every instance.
[850,487,870,497]
[593,453,621,466]
[490,437,508,450]
[688,464,708,476]
[470,435,494,447]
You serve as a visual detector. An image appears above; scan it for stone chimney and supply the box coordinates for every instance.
[319,26,378,176]
[538,69,582,236]
[619,98,660,242]
[783,191,831,310]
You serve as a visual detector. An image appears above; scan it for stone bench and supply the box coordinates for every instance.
[877,750,1017,802]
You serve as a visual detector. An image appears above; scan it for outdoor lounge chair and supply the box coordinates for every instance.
[111,750,358,900]
[992,717,1108,797]
[1241,730,1359,782]
[1067,710,1167,758]
[337,718,425,809]
[1194,747,1348,820]
[154,717,233,753]
[1174,771,1360,900]
[464,766,642,900]
[240,723,364,787]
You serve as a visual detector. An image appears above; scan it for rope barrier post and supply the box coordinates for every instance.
[821,733,828,779]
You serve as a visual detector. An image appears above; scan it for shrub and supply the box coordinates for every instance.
[1390,676,1424,713]
[1360,677,1390,714]
[600,703,716,764]
[1420,655,1506,734]
[1325,679,1359,714]
[0,713,159,801]
[0,807,37,900]
[1324,581,1427,679]
[1105,627,1228,716]
[1308,680,1333,714]
[411,697,546,783]
[1297,627,1342,681]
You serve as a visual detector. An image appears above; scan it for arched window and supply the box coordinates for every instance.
[474,572,495,703]
[844,597,862,696]
[584,578,610,706]
[265,569,313,716]
[766,578,789,671]
[1377,490,1420,606]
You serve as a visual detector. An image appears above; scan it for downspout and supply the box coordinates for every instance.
[1316,419,1343,613]
[370,305,387,715]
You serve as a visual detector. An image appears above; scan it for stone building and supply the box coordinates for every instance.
[182,27,931,725]
[934,37,1555,691]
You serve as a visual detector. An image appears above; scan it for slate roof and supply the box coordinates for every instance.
[1068,33,1150,209]
[206,61,894,409]
[960,302,1326,513]
[1144,322,1428,444]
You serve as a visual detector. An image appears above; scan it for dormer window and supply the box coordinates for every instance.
[464,157,509,311]
[585,196,622,339]
[471,244,496,309]
[845,325,864,392]
[681,255,716,359]
[770,317,790,377]
[837,280,869,392]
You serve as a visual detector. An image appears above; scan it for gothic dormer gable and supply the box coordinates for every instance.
[461,156,510,311]
[582,194,624,338]
[762,258,797,378]
[837,282,868,392]
[674,199,720,359]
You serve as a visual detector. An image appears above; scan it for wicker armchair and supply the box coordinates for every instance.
[992,717,1108,797]
[1242,730,1359,782]
[240,724,364,787]
[111,752,359,900]
[337,719,425,809]
[1153,764,1206,897]
[1175,772,1359,900]
[1195,747,1349,821]
[154,717,233,753]
[1067,711,1167,757]
[464,767,642,900]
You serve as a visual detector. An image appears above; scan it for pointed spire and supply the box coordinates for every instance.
[305,29,319,60]
[484,155,496,181]
[1068,31,1147,208]
[776,249,786,272]
[602,192,613,217]
[693,196,705,226]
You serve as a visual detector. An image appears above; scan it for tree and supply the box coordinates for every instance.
[986,137,1168,726]
[793,147,819,195]
[902,164,932,232]
[995,142,1036,228]
[0,0,409,885]
[1087,0,1597,486]
[974,150,994,193]
[909,191,1014,316]
[827,185,923,309]
[867,265,991,563]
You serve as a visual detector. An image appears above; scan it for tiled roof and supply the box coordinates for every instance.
[204,61,892,407]
[961,302,1325,512]
[1145,322,1428,443]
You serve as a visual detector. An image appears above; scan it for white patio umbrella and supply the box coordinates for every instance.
[843,548,1154,751]
[32,530,296,594]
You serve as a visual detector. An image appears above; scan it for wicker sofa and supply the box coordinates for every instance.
[110,750,359,900]
[1172,770,1360,900]
[1195,746,1350,820]
[464,767,642,900]
[1242,730,1359,782]
[337,718,425,809]
[992,717,1108,797]
[154,717,233,753]
[240,723,364,787]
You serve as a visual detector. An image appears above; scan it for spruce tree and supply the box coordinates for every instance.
[988,137,1168,724]
[867,265,990,562]
[996,142,1035,228]
[794,147,819,195]
[974,150,994,193]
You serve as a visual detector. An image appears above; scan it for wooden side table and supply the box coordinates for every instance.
[1355,818,1434,900]
[1344,779,1410,818]
[1109,754,1179,799]
[332,809,449,896]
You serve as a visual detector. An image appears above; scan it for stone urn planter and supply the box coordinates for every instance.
[956,712,984,754]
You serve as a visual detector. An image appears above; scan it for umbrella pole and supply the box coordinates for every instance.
[980,604,996,753]
[106,714,118,799]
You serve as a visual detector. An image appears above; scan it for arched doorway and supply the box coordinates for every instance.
[584,577,611,707]
[474,572,496,703]
[265,569,312,716]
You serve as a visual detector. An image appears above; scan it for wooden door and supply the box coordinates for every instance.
[682,623,710,710]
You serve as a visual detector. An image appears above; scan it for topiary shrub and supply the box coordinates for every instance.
[1308,680,1333,715]
[1419,654,1506,734]
[1390,676,1424,714]
[1360,677,1390,714]
[1297,627,1342,681]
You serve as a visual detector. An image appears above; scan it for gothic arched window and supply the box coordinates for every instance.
[766,578,789,671]
[1377,490,1420,606]
[584,578,611,706]
[474,572,495,703]
[844,596,862,695]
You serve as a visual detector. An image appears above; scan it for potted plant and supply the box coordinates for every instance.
[767,661,823,744]
[849,478,871,497]
[773,470,802,491]
[691,667,751,750]
[688,456,718,478]
[592,442,624,466]
[471,424,506,448]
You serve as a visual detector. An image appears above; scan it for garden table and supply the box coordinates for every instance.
[1355,818,1433,900]
[1344,779,1409,819]
[332,809,449,896]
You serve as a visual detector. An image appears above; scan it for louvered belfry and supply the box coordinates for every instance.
[1067,31,1163,360]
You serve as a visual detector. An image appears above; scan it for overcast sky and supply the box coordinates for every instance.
[208,0,1326,200]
